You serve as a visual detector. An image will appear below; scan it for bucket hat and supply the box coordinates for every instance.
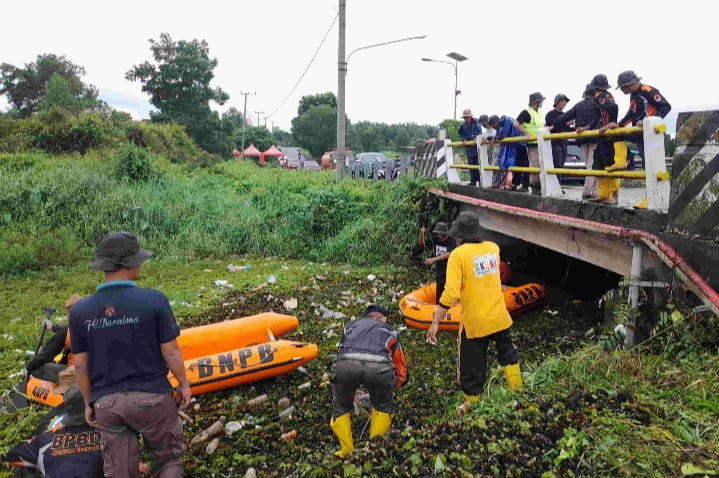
[616,70,642,89]
[432,222,450,235]
[91,232,152,271]
[462,109,473,118]
[582,83,594,99]
[364,304,389,318]
[61,385,87,427]
[553,94,570,106]
[589,74,611,91]
[448,211,483,242]
[528,92,546,105]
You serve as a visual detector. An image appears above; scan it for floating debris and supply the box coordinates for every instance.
[279,430,297,442]
[213,280,234,289]
[205,437,220,455]
[191,417,226,447]
[277,397,291,410]
[246,394,268,409]
[244,468,257,478]
[283,298,298,310]
[278,406,296,420]
[297,381,311,390]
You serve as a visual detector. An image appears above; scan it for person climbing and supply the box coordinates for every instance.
[611,70,672,209]
[425,211,522,414]
[330,304,408,458]
[423,222,457,303]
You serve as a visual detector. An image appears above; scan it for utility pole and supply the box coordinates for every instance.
[336,0,347,180]
[271,121,276,131]
[263,117,267,128]
[240,91,255,156]
[255,111,264,127]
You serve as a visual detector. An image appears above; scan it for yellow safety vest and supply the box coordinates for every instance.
[522,107,543,144]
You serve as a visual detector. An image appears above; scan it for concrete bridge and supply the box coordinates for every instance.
[413,110,719,336]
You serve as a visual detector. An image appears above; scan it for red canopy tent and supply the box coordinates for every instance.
[261,145,284,166]
[242,144,262,163]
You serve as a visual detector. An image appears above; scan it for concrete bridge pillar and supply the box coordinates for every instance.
[669,110,719,239]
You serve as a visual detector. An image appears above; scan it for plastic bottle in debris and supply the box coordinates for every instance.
[246,394,268,409]
[278,406,296,420]
[279,430,297,442]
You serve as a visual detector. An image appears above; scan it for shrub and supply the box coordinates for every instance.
[34,112,117,154]
[114,144,155,182]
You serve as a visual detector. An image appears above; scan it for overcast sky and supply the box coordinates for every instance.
[1,0,715,134]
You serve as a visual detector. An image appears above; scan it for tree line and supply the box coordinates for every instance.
[1,34,439,159]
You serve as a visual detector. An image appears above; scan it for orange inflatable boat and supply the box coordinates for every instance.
[24,312,309,407]
[169,340,319,396]
[399,282,546,331]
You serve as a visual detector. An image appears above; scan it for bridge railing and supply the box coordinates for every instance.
[444,117,670,212]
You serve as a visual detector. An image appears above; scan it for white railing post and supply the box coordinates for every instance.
[643,117,670,213]
[445,144,461,183]
[478,135,493,188]
[537,127,563,197]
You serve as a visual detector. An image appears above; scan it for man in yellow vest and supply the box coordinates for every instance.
[513,92,547,195]
[426,211,523,414]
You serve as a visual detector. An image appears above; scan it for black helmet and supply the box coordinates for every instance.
[588,74,611,91]
[616,70,641,89]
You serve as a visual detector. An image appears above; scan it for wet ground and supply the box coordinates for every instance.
[177,264,633,477]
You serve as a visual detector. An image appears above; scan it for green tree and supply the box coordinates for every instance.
[272,129,294,146]
[439,119,461,142]
[394,126,411,149]
[297,92,336,116]
[0,53,99,117]
[126,33,229,153]
[38,73,87,114]
[291,104,337,158]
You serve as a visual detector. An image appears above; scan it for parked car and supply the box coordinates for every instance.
[283,157,301,170]
[303,160,321,171]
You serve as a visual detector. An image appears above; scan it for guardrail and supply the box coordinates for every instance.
[443,117,670,212]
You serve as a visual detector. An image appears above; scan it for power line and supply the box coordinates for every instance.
[265,12,339,120]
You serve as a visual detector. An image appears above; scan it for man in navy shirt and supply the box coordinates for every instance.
[70,232,191,478]
[458,108,483,186]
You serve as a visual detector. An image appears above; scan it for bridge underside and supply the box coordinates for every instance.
[439,184,719,292]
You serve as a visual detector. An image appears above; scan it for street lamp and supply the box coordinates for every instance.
[422,51,468,120]
[336,0,426,179]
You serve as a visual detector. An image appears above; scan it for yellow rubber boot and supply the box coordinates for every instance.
[504,363,524,392]
[330,414,354,458]
[457,393,480,414]
[633,196,648,209]
[369,409,392,438]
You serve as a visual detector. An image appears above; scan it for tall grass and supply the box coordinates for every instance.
[0,151,442,276]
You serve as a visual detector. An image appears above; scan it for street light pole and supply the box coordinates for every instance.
[422,51,468,120]
[336,0,426,179]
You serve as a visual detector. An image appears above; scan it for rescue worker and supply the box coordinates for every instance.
[26,294,83,382]
[513,92,549,194]
[423,222,457,303]
[6,385,104,477]
[556,84,599,199]
[588,74,625,205]
[458,109,483,186]
[611,70,672,209]
[330,304,408,458]
[426,211,522,414]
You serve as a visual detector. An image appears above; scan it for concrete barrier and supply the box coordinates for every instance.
[670,110,719,239]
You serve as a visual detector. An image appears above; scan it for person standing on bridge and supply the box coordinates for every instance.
[513,92,548,195]
[558,84,599,199]
[330,304,408,458]
[69,232,192,478]
[546,94,572,172]
[488,114,526,190]
[610,70,672,209]
[426,211,523,414]
[458,109,483,186]
[587,74,624,205]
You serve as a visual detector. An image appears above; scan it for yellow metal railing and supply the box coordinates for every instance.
[448,124,666,147]
[450,164,669,180]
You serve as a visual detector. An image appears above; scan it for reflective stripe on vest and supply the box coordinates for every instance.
[522,108,543,144]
